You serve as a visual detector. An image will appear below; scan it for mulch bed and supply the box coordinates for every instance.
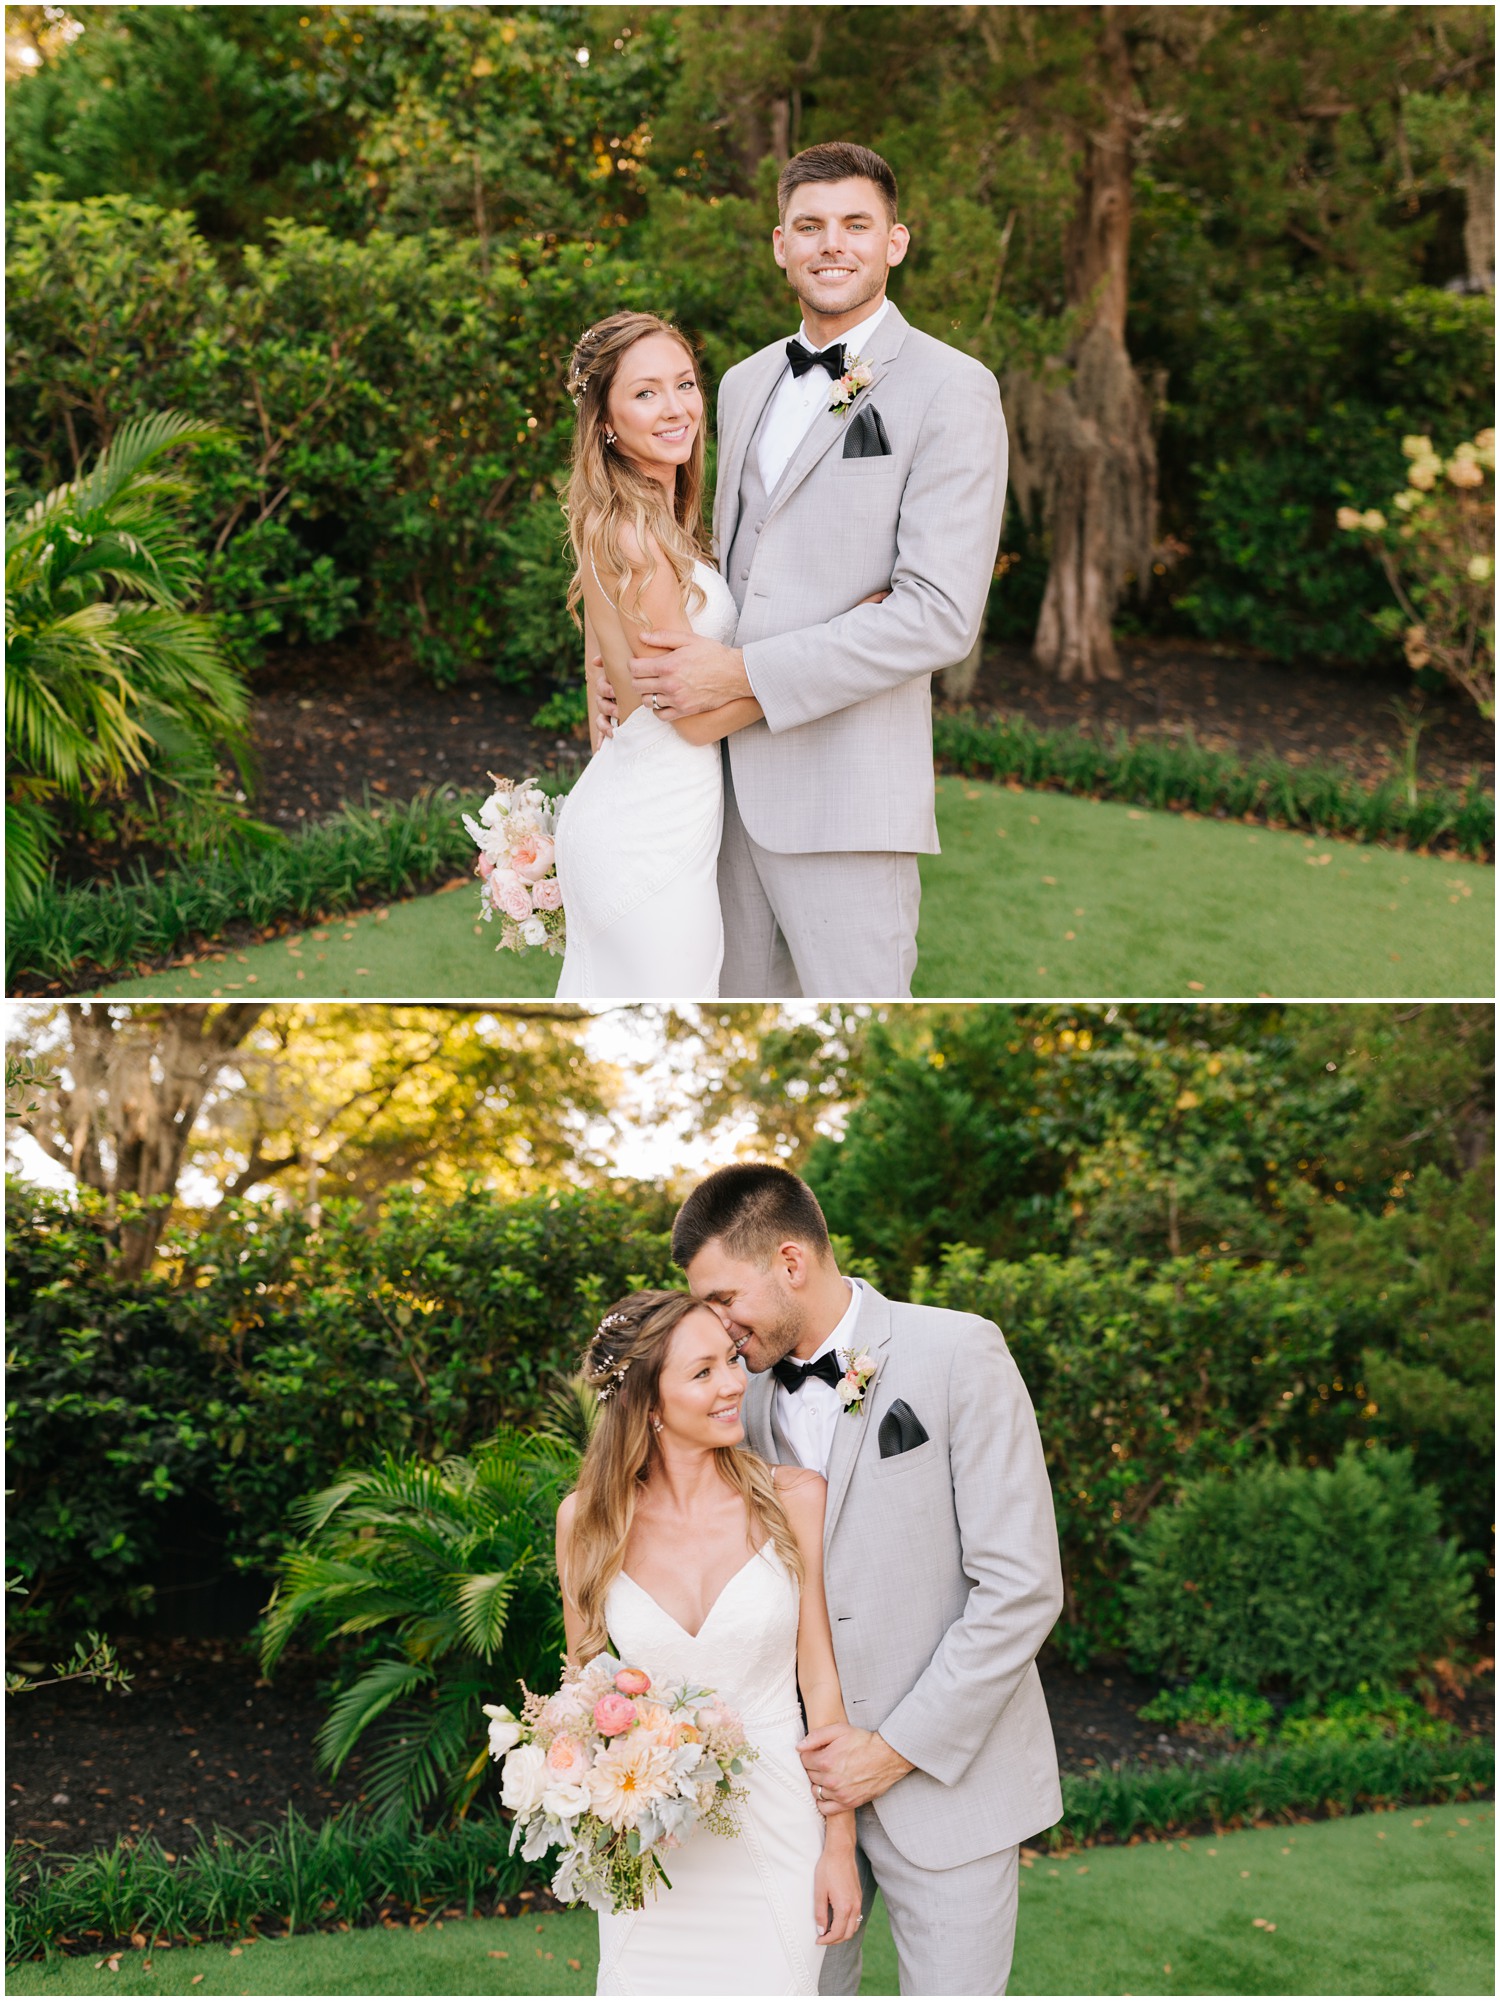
[962,638,1493,794]
[44,631,1493,896]
[7,1635,1493,1856]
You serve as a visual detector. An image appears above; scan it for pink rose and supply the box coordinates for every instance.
[475,853,494,879]
[497,881,533,923]
[614,1667,652,1697]
[510,834,556,884]
[532,876,563,912]
[593,1691,636,1738]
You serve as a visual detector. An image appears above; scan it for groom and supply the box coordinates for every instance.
[623,141,1008,999]
[672,1163,1063,1996]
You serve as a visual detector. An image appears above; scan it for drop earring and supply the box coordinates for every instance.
[604,429,617,445]
[651,1416,663,1433]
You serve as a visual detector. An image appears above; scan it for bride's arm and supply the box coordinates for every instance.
[555,1493,584,1666]
[778,1469,863,1947]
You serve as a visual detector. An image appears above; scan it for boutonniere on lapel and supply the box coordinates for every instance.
[828,357,874,417]
[837,1349,878,1414]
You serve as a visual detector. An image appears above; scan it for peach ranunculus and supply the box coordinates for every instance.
[545,1734,590,1782]
[614,1667,652,1697]
[510,833,556,884]
[532,876,564,911]
[593,1690,637,1737]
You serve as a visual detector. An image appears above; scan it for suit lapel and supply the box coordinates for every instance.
[761,305,912,528]
[742,1365,777,1463]
[714,345,787,558]
[822,1282,894,1545]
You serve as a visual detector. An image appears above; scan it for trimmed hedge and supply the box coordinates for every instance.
[932,710,1494,859]
[4,1806,532,1966]
[11,711,1491,992]
[6,1734,1490,1962]
[1050,1730,1493,1849]
[5,792,482,991]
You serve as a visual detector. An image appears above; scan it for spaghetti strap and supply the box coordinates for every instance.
[587,546,617,610]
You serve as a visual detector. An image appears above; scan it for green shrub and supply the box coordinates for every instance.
[4,1183,672,1642]
[1138,1680,1277,1746]
[1172,286,1494,664]
[911,1248,1350,1666]
[1123,1445,1477,1699]
[6,195,655,682]
[1277,1683,1458,1748]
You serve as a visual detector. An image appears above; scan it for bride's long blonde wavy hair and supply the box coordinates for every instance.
[562,1290,803,1664]
[563,312,710,626]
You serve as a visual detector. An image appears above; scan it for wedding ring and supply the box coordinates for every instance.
[652,692,662,712]
[817,1784,825,1800]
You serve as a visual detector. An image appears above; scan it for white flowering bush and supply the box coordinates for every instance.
[1338,430,1495,716]
[462,776,566,954]
[487,1655,754,1913]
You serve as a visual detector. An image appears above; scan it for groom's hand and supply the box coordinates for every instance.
[799,1725,914,1814]
[629,631,752,717]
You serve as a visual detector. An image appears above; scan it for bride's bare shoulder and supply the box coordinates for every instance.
[771,1464,827,1515]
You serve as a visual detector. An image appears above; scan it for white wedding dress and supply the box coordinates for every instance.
[595,1542,827,1996]
[554,560,739,999]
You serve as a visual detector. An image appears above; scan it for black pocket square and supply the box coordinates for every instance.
[842,405,892,458]
[878,1398,929,1459]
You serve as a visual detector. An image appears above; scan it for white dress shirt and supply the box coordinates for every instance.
[774,1277,866,1478]
[756,297,892,491]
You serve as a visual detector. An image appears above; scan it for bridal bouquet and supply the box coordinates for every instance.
[484,1655,755,1913]
[462,776,566,955]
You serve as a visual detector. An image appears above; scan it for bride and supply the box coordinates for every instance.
[555,1290,863,1994]
[553,312,756,999]
[553,312,885,999]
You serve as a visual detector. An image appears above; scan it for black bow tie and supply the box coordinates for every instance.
[786,339,846,381]
[773,1350,844,1394]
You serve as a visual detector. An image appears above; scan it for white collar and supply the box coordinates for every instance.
[802,1277,864,1364]
[794,296,891,359]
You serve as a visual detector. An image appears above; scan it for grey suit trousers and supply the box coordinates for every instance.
[717,756,920,999]
[819,1809,1020,1997]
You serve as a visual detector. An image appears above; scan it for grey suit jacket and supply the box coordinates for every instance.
[742,1284,1063,1869]
[713,305,1007,856]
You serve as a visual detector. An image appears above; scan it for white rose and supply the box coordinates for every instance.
[541,1780,592,1822]
[482,1703,523,1758]
[500,1741,549,1814]
[521,916,547,947]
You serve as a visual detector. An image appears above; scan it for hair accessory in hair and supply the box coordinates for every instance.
[593,1355,632,1404]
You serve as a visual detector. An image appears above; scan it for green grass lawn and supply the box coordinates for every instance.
[90,777,1493,1001]
[8,1803,1492,1996]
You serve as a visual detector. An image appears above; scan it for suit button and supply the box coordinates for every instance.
[739,568,750,580]
[754,520,763,533]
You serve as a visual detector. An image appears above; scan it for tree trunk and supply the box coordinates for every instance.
[22,1004,265,1276]
[941,627,986,703]
[1004,7,1158,683]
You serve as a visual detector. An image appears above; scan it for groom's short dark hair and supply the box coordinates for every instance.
[672,1163,833,1269]
[777,142,899,225]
